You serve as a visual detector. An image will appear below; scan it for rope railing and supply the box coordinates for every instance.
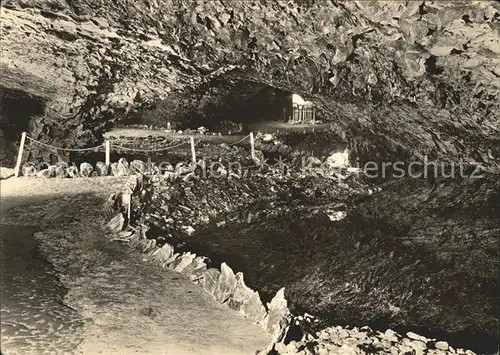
[26,136,105,152]
[14,132,258,177]
[226,134,251,146]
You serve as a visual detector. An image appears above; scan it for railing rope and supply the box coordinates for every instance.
[26,136,105,152]
[226,134,250,146]
[14,132,260,177]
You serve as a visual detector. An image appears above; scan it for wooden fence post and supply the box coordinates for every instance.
[14,132,27,177]
[190,136,196,164]
[126,193,132,221]
[105,140,111,166]
[250,132,256,161]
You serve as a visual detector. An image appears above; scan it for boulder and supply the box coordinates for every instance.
[79,162,94,177]
[306,156,323,167]
[22,165,37,177]
[106,213,125,233]
[56,161,68,168]
[162,253,180,268]
[405,338,428,354]
[325,149,349,169]
[130,159,148,175]
[242,292,268,324]
[111,158,130,176]
[435,341,449,351]
[67,166,79,178]
[202,268,221,296]
[172,252,197,273]
[265,288,292,337]
[226,272,268,323]
[406,332,428,343]
[37,168,54,178]
[379,329,400,343]
[175,162,191,176]
[55,165,68,178]
[0,167,15,179]
[148,242,174,264]
[214,262,238,303]
[95,161,109,176]
[158,162,174,174]
[227,273,256,312]
[182,256,208,281]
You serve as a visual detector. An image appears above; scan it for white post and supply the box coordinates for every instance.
[190,136,196,164]
[14,132,27,177]
[126,194,131,221]
[250,132,256,161]
[105,140,111,166]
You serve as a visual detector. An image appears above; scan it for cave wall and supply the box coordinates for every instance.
[0,1,499,168]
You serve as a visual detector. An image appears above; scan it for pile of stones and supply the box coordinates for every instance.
[21,158,156,178]
[127,159,373,247]
[271,326,476,355]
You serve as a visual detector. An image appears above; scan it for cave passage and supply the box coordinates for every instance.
[0,87,46,165]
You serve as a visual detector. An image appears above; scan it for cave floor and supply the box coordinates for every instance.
[0,177,270,355]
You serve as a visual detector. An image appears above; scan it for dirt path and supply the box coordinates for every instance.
[104,128,247,143]
[0,177,270,355]
[104,121,334,141]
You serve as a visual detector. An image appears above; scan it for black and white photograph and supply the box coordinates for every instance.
[0,1,498,354]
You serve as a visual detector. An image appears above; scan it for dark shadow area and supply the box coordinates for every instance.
[120,79,298,132]
[0,87,46,166]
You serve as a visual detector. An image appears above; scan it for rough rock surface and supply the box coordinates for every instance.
[130,159,148,175]
[214,263,238,304]
[265,288,292,338]
[55,165,68,178]
[79,162,93,177]
[112,174,488,355]
[22,165,37,177]
[106,213,124,233]
[131,170,498,353]
[270,324,472,355]
[1,1,499,168]
[202,268,221,296]
[111,158,130,177]
[95,161,109,176]
[0,167,15,179]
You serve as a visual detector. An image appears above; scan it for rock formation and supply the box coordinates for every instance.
[1,1,499,167]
